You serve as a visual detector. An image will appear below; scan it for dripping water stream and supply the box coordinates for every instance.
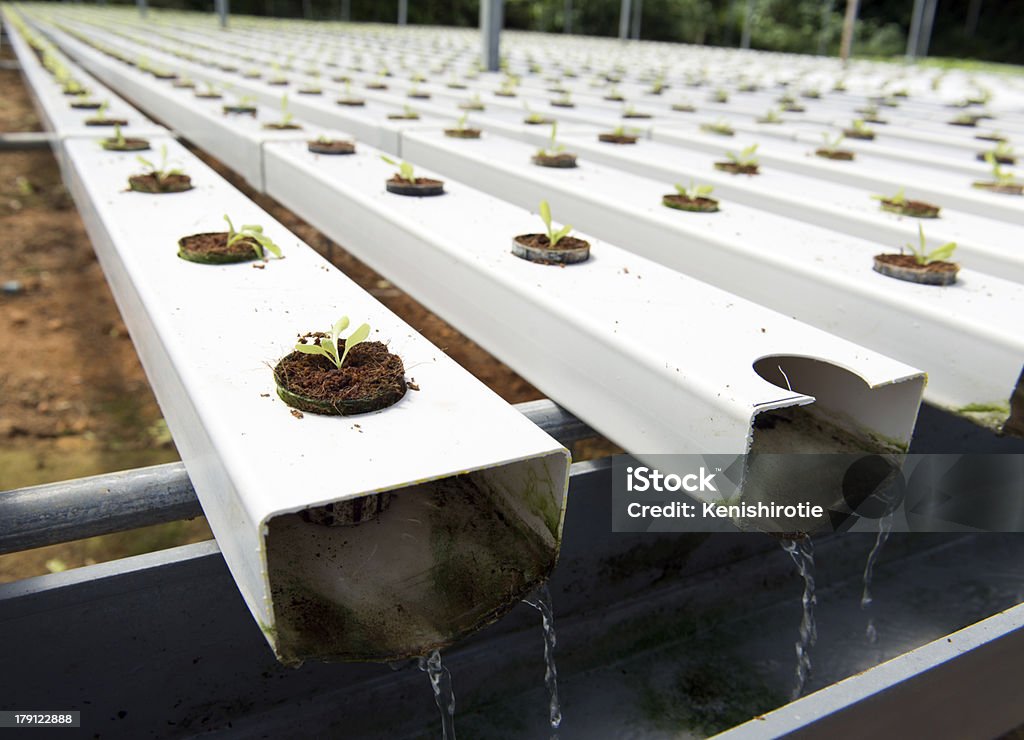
[418,649,456,740]
[861,512,894,643]
[781,537,817,701]
[524,583,562,735]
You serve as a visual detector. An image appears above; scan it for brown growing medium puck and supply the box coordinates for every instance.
[153,72,177,80]
[298,88,322,95]
[85,118,128,127]
[815,148,855,161]
[447,82,468,89]
[128,173,193,193]
[458,102,485,111]
[407,92,431,99]
[194,92,223,99]
[172,80,195,89]
[844,129,875,141]
[177,231,263,264]
[366,82,388,90]
[975,133,1007,143]
[623,112,652,119]
[604,95,625,102]
[267,79,290,86]
[223,105,257,116]
[307,139,356,155]
[948,118,978,127]
[672,104,697,113]
[512,233,590,265]
[782,104,806,113]
[976,152,1016,165]
[444,128,482,139]
[551,100,575,108]
[878,199,940,218]
[873,254,959,286]
[494,90,517,97]
[273,341,407,416]
[714,162,759,175]
[598,133,638,144]
[336,98,366,107]
[102,137,150,152]
[863,116,887,125]
[71,100,101,110]
[386,176,445,196]
[662,194,719,213]
[387,113,420,120]
[263,122,303,130]
[972,181,1024,196]
[524,117,554,126]
[531,152,577,168]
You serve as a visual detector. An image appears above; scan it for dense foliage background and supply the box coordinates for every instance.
[103,0,1024,65]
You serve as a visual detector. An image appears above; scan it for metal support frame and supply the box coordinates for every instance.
[480,0,502,71]
[0,400,593,558]
[215,0,228,28]
[563,0,572,34]
[340,0,350,21]
[618,0,631,40]
[397,0,407,26]
[917,0,939,58]
[629,0,642,40]
[135,0,146,19]
[740,0,754,49]
[839,0,859,62]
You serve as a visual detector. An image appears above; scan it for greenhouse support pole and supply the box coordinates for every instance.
[215,0,228,28]
[630,0,642,39]
[563,0,572,33]
[398,0,407,25]
[136,0,147,19]
[341,0,350,20]
[480,0,502,71]
[302,0,311,19]
[740,0,754,49]
[618,0,631,39]
[917,0,939,58]
[905,0,925,60]
[838,0,859,63]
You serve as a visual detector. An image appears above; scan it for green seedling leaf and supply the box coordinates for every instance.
[340,323,370,366]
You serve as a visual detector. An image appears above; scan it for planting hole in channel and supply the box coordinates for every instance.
[263,452,567,666]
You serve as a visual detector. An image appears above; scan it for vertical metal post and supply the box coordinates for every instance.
[302,0,311,19]
[215,0,228,28]
[398,0,407,25]
[917,0,939,58]
[341,0,351,21]
[838,0,859,63]
[740,0,754,49]
[905,0,925,60]
[817,0,835,55]
[630,0,642,40]
[480,0,502,72]
[618,0,631,40]
[563,0,572,34]
[137,0,147,19]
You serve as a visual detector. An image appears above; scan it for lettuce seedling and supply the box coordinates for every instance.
[819,132,845,152]
[902,224,956,266]
[538,200,572,248]
[380,155,416,183]
[274,94,294,126]
[871,187,907,206]
[222,215,283,259]
[712,88,729,103]
[726,144,759,168]
[293,316,370,369]
[985,152,1018,185]
[536,122,565,157]
[674,182,714,200]
[701,119,734,136]
[135,145,182,185]
[848,118,873,135]
[758,108,782,123]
